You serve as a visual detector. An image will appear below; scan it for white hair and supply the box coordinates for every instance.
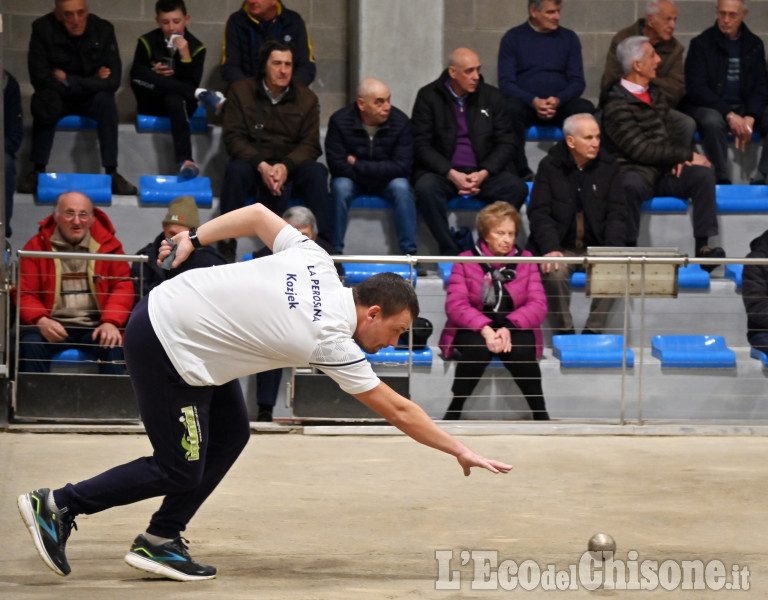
[616,36,651,76]
[562,113,597,138]
[646,0,674,17]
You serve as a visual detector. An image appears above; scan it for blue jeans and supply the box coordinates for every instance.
[331,177,417,254]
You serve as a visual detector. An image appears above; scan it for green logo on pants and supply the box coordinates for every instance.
[180,406,200,461]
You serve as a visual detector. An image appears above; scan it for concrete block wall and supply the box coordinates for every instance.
[442,0,768,106]
[2,0,349,125]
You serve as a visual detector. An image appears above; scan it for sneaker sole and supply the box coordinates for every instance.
[124,552,217,582]
[17,493,68,576]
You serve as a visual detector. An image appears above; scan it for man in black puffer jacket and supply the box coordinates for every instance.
[528,113,627,334]
[602,35,724,271]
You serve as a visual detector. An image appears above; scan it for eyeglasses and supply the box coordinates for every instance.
[60,210,92,220]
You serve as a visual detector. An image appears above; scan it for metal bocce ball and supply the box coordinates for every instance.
[588,533,616,556]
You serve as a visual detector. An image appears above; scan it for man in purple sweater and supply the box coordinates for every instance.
[497,0,594,180]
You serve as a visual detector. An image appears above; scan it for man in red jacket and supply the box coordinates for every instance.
[17,191,134,373]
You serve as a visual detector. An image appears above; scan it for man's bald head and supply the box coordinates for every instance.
[356,77,392,126]
[447,47,481,96]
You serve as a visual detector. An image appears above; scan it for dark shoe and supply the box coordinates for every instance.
[696,246,726,273]
[716,178,732,186]
[217,238,237,263]
[17,488,77,576]
[554,329,575,336]
[18,169,42,194]
[581,329,600,335]
[750,173,767,186]
[125,534,217,581]
[256,405,273,422]
[111,172,138,195]
[178,160,200,180]
[196,89,225,116]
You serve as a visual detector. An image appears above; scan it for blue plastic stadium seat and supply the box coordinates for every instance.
[342,262,416,286]
[37,173,112,205]
[136,105,207,133]
[677,264,710,289]
[437,262,454,286]
[139,175,213,207]
[552,334,634,368]
[364,345,433,366]
[651,334,736,368]
[641,196,688,212]
[350,195,390,209]
[447,196,485,211]
[693,130,761,143]
[50,348,97,369]
[570,271,586,288]
[725,264,743,290]
[56,115,97,130]
[750,347,768,367]
[525,125,564,141]
[715,184,768,213]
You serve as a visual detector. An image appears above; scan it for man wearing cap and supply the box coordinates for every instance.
[131,195,226,299]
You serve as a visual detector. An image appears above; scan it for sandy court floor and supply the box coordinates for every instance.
[1,430,767,599]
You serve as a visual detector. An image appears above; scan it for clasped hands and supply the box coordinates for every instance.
[481,325,512,354]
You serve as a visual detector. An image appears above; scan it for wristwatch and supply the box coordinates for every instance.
[188,227,203,249]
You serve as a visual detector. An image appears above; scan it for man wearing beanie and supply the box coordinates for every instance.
[131,195,226,298]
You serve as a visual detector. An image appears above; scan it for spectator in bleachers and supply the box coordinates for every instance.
[439,201,549,421]
[497,0,594,181]
[682,0,768,185]
[528,114,627,335]
[221,0,315,88]
[18,0,137,196]
[600,0,696,147]
[742,229,768,355]
[130,195,226,300]
[16,191,134,373]
[4,70,23,238]
[602,36,725,270]
[251,205,342,422]
[130,0,225,180]
[412,47,527,256]
[326,77,417,256]
[219,40,332,262]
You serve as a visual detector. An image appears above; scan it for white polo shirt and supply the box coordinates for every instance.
[148,225,380,395]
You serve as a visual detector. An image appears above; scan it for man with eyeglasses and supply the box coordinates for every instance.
[16,191,135,373]
[682,0,768,184]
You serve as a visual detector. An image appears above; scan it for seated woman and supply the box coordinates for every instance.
[439,201,549,421]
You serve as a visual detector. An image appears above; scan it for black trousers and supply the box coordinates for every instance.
[451,328,547,419]
[53,296,251,538]
[414,169,528,255]
[133,83,198,165]
[30,89,119,168]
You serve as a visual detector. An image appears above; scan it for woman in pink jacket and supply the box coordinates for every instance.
[439,201,549,420]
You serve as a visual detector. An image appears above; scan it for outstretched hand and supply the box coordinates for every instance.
[456,449,513,477]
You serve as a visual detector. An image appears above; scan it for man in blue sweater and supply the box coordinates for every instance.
[325,78,417,255]
[497,0,594,180]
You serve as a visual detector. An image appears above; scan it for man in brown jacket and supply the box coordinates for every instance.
[600,0,695,146]
[219,39,333,261]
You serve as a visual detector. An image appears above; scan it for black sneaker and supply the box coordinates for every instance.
[696,246,726,273]
[217,238,237,263]
[111,172,138,195]
[18,170,42,194]
[125,534,217,581]
[17,488,77,576]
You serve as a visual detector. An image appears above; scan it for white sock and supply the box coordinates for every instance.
[143,532,175,546]
[47,491,60,514]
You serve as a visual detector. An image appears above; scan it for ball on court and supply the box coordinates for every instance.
[588,533,616,555]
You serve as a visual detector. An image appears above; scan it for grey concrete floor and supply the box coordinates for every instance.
[1,430,767,599]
